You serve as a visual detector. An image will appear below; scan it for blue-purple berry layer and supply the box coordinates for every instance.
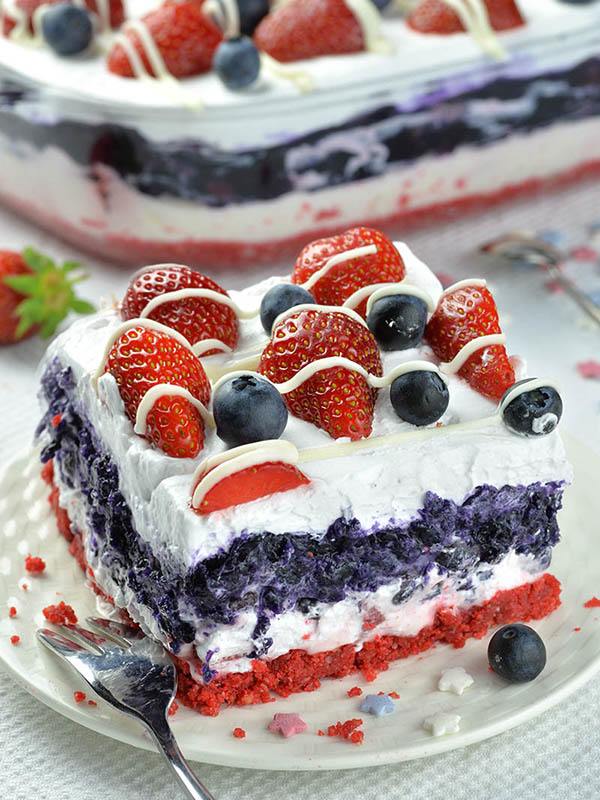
[2,58,600,206]
[38,360,564,659]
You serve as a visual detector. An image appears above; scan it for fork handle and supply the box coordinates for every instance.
[148,721,216,800]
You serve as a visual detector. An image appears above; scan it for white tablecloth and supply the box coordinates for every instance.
[1,181,599,800]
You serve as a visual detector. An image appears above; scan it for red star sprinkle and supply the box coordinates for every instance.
[268,713,308,739]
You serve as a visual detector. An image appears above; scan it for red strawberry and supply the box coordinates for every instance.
[105,325,211,458]
[254,0,365,63]
[107,0,222,79]
[291,227,405,314]
[0,248,94,346]
[425,283,515,401]
[258,308,382,440]
[407,0,524,35]
[2,0,123,36]
[194,461,310,515]
[121,265,238,355]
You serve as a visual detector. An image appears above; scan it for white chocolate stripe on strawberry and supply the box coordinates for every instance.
[439,0,505,60]
[1,0,30,40]
[260,53,315,94]
[498,378,560,414]
[440,333,507,375]
[119,20,171,80]
[301,245,378,293]
[343,281,436,315]
[344,0,393,53]
[191,440,300,511]
[192,339,234,357]
[271,303,369,332]
[440,278,487,297]
[134,384,214,436]
[92,318,195,384]
[139,288,258,321]
[272,357,445,395]
[203,0,239,38]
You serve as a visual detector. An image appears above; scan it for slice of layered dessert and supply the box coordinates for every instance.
[36,227,572,716]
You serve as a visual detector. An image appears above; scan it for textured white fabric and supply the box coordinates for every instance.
[0,180,600,799]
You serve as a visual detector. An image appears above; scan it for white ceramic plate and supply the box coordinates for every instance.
[0,437,599,771]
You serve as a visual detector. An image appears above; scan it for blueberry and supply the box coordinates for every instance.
[371,0,393,8]
[502,381,563,437]
[41,4,94,56]
[260,283,315,334]
[367,294,428,351]
[390,370,449,426]
[237,0,270,35]
[214,374,288,447]
[214,36,261,90]
[488,624,547,683]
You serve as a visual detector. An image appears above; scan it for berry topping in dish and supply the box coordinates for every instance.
[488,623,547,682]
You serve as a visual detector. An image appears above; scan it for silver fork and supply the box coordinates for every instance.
[37,617,215,800]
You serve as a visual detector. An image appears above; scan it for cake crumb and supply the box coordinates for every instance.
[43,601,78,625]
[8,607,17,618]
[325,718,364,745]
[21,583,29,592]
[574,627,582,633]
[232,727,246,739]
[388,691,400,700]
[10,635,20,646]
[347,686,362,698]
[584,597,600,609]
[74,691,86,704]
[25,555,46,575]
[87,700,97,707]
[168,700,179,717]
[51,414,63,428]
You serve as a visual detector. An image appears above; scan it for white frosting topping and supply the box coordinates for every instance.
[343,0,392,53]
[134,383,213,436]
[191,439,300,510]
[440,333,507,375]
[301,244,378,292]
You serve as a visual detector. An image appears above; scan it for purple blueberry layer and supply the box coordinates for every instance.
[3,58,600,206]
[38,360,564,658]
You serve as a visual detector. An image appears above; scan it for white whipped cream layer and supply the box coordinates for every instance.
[39,242,573,570]
[1,0,599,128]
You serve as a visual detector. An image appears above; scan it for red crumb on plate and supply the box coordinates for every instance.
[8,607,17,618]
[584,597,600,609]
[325,718,364,745]
[51,414,63,428]
[10,635,20,645]
[347,686,362,698]
[168,700,179,717]
[388,691,400,699]
[232,727,246,739]
[21,583,29,592]
[43,601,78,625]
[317,730,325,736]
[74,691,86,704]
[573,627,582,632]
[87,700,97,707]
[25,555,46,575]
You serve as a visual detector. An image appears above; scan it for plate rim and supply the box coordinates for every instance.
[1,435,599,771]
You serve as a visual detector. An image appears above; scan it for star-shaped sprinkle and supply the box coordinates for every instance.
[438,667,474,696]
[423,712,461,737]
[359,694,396,718]
[577,361,600,380]
[268,713,308,738]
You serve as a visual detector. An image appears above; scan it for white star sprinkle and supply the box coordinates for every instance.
[423,712,461,737]
[438,666,474,696]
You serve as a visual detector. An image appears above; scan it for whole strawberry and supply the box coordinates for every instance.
[107,0,222,79]
[2,0,123,36]
[425,283,515,401]
[121,264,239,355]
[105,325,211,458]
[0,248,95,346]
[291,227,405,312]
[408,0,524,34]
[258,308,382,440]
[254,0,365,63]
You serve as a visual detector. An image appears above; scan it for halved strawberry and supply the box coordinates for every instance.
[258,308,382,440]
[107,0,222,79]
[121,264,238,355]
[425,283,515,401]
[2,0,123,36]
[407,0,524,35]
[254,0,365,63]
[194,461,310,515]
[291,227,405,313]
[105,325,211,458]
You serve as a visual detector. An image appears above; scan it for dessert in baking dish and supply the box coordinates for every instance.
[36,228,571,714]
[1,0,600,267]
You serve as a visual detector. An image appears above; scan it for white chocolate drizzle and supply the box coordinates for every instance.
[366,282,436,316]
[92,318,195,384]
[439,0,506,61]
[260,52,315,94]
[440,333,506,375]
[140,288,257,321]
[203,0,239,38]
[1,0,29,40]
[344,0,393,53]
[271,303,369,333]
[499,377,560,414]
[301,244,378,292]
[134,383,214,435]
[191,440,300,510]
[440,278,487,297]
[192,339,234,357]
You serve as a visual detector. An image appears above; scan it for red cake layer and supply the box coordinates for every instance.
[5,158,600,269]
[42,463,562,717]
